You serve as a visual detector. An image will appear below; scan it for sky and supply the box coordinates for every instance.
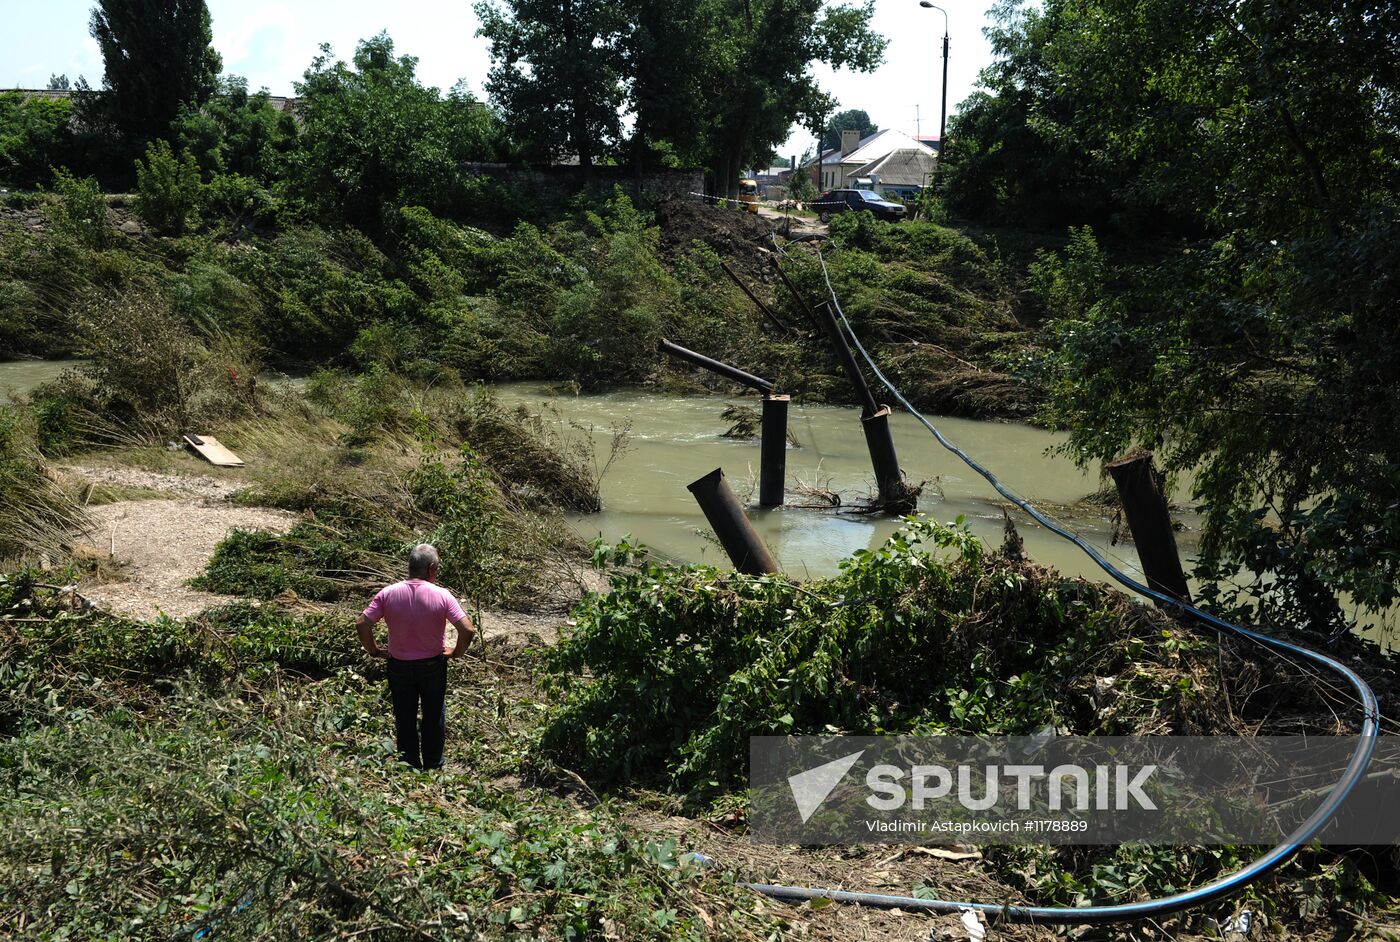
[0,0,999,163]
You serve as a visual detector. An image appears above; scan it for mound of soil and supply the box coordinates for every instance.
[654,198,777,283]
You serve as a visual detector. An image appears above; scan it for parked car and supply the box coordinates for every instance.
[811,188,906,223]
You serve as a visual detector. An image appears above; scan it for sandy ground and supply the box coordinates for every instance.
[62,463,247,501]
[83,497,297,621]
[62,463,593,642]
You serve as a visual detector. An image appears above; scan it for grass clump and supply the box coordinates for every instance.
[0,408,89,565]
[193,383,609,612]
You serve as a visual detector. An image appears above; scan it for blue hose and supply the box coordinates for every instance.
[733,256,1381,924]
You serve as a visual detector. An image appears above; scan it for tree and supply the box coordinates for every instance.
[622,0,721,171]
[627,0,888,194]
[173,76,298,182]
[820,108,877,152]
[47,74,72,91]
[476,0,885,194]
[292,33,500,235]
[87,0,222,142]
[959,0,1400,633]
[0,93,75,188]
[475,0,628,172]
[697,0,886,195]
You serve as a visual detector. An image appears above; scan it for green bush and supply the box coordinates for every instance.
[199,172,279,236]
[134,139,202,236]
[1027,225,1107,321]
[46,169,115,249]
[548,192,678,388]
[166,255,264,337]
[173,76,299,182]
[541,517,1211,794]
[232,226,417,363]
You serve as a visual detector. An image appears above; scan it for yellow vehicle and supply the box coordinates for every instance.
[737,178,760,213]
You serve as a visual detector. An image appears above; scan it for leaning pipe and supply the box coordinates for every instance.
[687,468,779,576]
[658,339,775,394]
[741,247,1382,926]
[810,300,879,418]
[809,299,916,512]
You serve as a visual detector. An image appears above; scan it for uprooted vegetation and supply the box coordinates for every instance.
[536,520,1400,934]
[4,519,1397,940]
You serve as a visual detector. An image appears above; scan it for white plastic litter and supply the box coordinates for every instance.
[960,909,986,940]
[1224,910,1254,935]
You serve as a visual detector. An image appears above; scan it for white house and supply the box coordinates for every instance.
[817,128,937,192]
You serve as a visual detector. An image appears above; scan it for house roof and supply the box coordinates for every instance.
[841,129,935,165]
[848,148,936,188]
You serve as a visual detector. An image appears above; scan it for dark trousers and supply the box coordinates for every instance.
[387,655,447,769]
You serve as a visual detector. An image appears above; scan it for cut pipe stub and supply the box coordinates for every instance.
[759,395,790,508]
[687,467,780,575]
[861,405,918,514]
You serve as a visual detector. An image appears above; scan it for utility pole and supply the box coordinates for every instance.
[919,2,950,156]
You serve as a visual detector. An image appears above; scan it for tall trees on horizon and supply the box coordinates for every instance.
[474,0,887,194]
[86,0,222,143]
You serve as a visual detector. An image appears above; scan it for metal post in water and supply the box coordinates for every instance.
[862,405,914,512]
[759,395,789,507]
[808,298,916,512]
[658,339,775,394]
[687,468,780,575]
[1107,451,1192,606]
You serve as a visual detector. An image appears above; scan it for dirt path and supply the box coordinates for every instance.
[757,205,828,238]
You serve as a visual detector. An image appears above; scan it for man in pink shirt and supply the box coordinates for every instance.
[356,543,475,770]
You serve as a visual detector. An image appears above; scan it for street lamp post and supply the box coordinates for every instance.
[918,1,950,156]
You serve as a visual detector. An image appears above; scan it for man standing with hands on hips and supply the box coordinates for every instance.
[357,543,475,770]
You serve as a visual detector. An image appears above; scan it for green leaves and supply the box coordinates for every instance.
[539,516,1195,797]
[133,139,202,236]
[292,33,502,235]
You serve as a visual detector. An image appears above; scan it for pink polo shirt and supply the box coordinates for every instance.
[362,579,469,660]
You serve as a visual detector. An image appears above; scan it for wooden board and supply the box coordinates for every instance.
[183,434,244,467]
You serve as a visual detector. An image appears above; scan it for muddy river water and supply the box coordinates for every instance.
[5,360,1393,644]
[0,359,83,400]
[492,382,1170,588]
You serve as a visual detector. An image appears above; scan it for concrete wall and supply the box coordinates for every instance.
[461,163,703,207]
